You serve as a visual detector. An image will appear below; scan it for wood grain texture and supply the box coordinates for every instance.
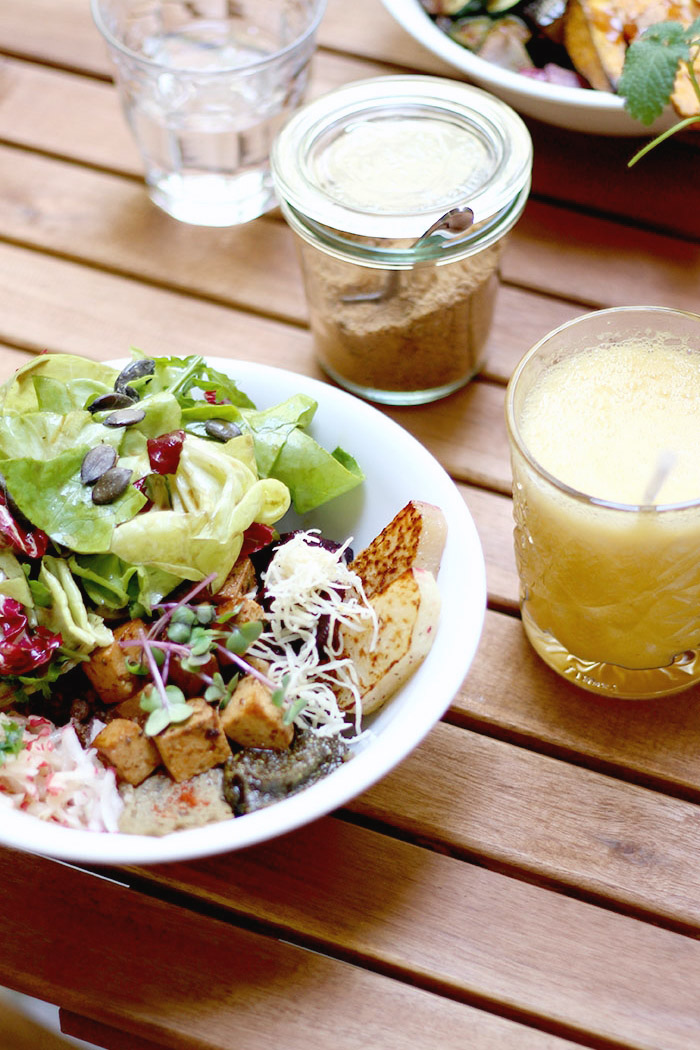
[2,0,698,242]
[0,848,578,1050]
[2,142,698,327]
[347,721,700,932]
[61,1012,184,1050]
[124,814,700,1050]
[455,608,700,799]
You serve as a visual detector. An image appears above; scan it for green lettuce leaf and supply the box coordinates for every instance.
[271,430,364,514]
[109,434,290,588]
[0,409,123,462]
[0,447,147,553]
[70,553,181,614]
[0,355,118,414]
[0,552,33,607]
[37,555,113,651]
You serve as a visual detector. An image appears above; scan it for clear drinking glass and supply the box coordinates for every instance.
[91,0,327,226]
[506,306,700,700]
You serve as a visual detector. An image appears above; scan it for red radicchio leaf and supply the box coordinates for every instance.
[238,523,276,560]
[147,430,185,475]
[0,492,49,559]
[0,598,62,675]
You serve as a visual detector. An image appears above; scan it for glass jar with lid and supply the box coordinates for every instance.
[270,75,533,405]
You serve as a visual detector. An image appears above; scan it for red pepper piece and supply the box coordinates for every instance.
[147,430,185,475]
[238,523,276,560]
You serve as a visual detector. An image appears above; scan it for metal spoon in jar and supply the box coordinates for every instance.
[340,205,475,304]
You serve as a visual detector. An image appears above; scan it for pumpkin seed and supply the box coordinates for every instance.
[103,407,146,428]
[91,467,133,505]
[114,358,155,391]
[205,419,242,442]
[87,391,137,414]
[81,444,118,485]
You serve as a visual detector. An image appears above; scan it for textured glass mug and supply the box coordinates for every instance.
[92,0,327,226]
[506,306,700,700]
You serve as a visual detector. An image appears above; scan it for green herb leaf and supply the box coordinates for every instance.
[167,621,192,644]
[0,720,24,763]
[271,673,291,709]
[144,707,171,736]
[139,685,161,713]
[226,620,263,655]
[619,21,689,125]
[283,695,307,725]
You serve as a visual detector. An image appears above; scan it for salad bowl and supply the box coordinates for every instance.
[0,358,486,865]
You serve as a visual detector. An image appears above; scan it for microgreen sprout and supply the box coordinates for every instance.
[136,629,194,736]
[118,576,293,732]
[619,18,700,165]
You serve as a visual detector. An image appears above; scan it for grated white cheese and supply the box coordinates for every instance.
[248,531,378,737]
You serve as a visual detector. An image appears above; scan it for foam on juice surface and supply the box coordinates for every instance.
[519,339,700,506]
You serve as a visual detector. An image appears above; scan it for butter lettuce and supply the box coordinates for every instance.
[0,447,147,553]
[37,556,113,652]
[0,354,117,415]
[69,554,180,615]
[109,434,290,588]
[0,351,365,678]
[0,552,33,607]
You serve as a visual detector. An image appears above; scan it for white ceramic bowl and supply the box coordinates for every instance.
[0,360,486,865]
[381,0,675,136]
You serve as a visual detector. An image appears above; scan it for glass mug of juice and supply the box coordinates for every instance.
[506,305,700,700]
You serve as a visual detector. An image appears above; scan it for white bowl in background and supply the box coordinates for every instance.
[381,0,675,136]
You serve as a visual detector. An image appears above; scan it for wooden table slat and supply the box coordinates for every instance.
[0,848,580,1050]
[347,720,700,933]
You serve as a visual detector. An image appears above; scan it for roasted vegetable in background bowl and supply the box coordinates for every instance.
[421,0,700,104]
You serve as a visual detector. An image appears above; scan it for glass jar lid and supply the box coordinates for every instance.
[271,75,532,240]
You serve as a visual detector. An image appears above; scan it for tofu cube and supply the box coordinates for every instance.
[155,699,231,782]
[114,690,149,726]
[93,718,160,786]
[213,557,256,606]
[217,596,266,627]
[221,674,293,751]
[167,653,219,698]
[83,619,146,704]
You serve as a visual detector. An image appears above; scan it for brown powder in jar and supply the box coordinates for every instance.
[297,239,504,395]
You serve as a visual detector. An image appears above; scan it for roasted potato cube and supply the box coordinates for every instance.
[221,674,293,751]
[93,718,160,786]
[155,699,231,783]
[83,619,146,704]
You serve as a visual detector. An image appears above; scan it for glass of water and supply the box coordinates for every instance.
[91,0,327,226]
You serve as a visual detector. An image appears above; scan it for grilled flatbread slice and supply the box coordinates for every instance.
[339,566,441,715]
[350,500,446,600]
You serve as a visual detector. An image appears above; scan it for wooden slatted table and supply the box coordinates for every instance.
[1,3,700,1048]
